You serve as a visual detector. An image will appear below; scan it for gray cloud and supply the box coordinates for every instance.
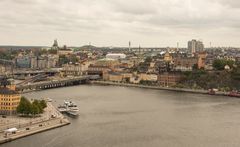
[0,0,240,47]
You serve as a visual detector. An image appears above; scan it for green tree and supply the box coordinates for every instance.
[17,97,46,116]
[59,55,70,65]
[69,55,79,63]
[31,103,40,115]
[17,96,32,115]
[192,64,198,70]
[231,65,240,89]
[213,59,235,70]
[32,100,43,113]
[40,100,47,109]
[145,57,152,63]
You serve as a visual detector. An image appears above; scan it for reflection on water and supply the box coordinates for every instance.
[3,85,240,147]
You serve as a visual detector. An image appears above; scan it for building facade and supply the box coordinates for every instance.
[173,57,198,71]
[0,80,21,115]
[197,52,207,69]
[88,65,112,76]
[106,53,126,60]
[61,63,88,77]
[16,55,31,68]
[157,73,182,87]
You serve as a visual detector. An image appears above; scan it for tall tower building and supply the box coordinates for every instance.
[52,39,59,50]
[188,39,204,55]
[128,41,131,52]
[177,42,179,52]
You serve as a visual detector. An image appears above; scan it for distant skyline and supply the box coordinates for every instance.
[0,0,240,47]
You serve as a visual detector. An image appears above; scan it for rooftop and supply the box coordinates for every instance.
[0,87,19,95]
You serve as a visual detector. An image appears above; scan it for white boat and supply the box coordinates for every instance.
[64,100,77,107]
[67,110,79,116]
[69,107,79,112]
[58,107,67,113]
[58,100,79,117]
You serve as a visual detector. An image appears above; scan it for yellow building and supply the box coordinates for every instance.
[0,82,21,115]
[108,73,123,82]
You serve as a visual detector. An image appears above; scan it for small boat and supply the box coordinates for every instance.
[58,107,68,113]
[58,105,66,108]
[228,91,240,98]
[208,89,216,95]
[67,109,79,117]
[69,106,79,112]
[64,100,77,107]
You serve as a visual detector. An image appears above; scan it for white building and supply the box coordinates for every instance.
[61,63,88,76]
[106,54,126,60]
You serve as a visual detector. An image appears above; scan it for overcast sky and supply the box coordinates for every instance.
[0,0,240,47]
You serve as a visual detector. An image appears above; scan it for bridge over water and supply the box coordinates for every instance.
[16,75,100,92]
[13,70,59,79]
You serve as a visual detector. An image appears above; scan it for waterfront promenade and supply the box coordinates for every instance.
[0,102,70,144]
[91,81,227,96]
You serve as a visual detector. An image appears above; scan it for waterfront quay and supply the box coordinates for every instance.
[91,81,227,96]
[0,102,70,144]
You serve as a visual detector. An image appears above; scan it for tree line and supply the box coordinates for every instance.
[180,59,240,90]
[17,97,47,117]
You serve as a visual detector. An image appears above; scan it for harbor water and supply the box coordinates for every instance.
[3,85,240,147]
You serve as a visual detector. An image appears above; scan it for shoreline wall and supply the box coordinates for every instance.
[90,81,228,97]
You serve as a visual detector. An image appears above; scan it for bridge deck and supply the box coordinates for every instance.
[16,75,100,91]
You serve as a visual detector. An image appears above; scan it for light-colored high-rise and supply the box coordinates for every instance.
[188,39,204,54]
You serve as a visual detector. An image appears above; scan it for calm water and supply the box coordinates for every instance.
[3,85,240,147]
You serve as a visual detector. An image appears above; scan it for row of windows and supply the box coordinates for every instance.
[0,107,16,110]
[89,67,110,71]
[0,94,19,97]
[0,102,19,106]
[0,97,20,101]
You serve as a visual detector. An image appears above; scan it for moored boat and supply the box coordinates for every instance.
[228,91,240,98]
[67,110,79,117]
[58,100,79,117]
[208,89,216,95]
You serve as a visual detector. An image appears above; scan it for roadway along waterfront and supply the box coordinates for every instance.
[3,85,240,147]
[91,81,227,96]
[0,103,70,144]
